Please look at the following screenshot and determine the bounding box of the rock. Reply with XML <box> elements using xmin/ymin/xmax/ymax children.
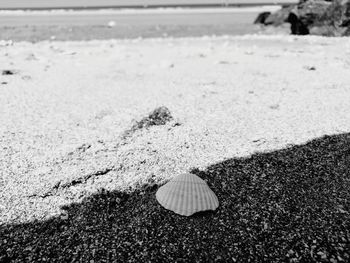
<box><xmin>286</xmin><ymin>0</ymin><xmax>331</xmax><ymax>35</ymax></box>
<box><xmin>292</xmin><ymin>0</ymin><xmax>350</xmax><ymax>36</ymax></box>
<box><xmin>304</xmin><ymin>66</ymin><xmax>316</xmax><ymax>70</ymax></box>
<box><xmin>319</xmin><ymin>0</ymin><xmax>350</xmax><ymax>35</ymax></box>
<box><xmin>60</xmin><ymin>212</ymin><xmax>69</xmax><ymax>220</ymax></box>
<box><xmin>264</xmin><ymin>5</ymin><xmax>295</xmax><ymax>26</ymax></box>
<box><xmin>256</xmin><ymin>1</ymin><xmax>350</xmax><ymax>36</ymax></box>
<box><xmin>296</xmin><ymin>0</ymin><xmax>332</xmax><ymax>28</ymax></box>
<box><xmin>254</xmin><ymin>6</ymin><xmax>295</xmax><ymax>26</ymax></box>
<box><xmin>254</xmin><ymin>12</ymin><xmax>272</xmax><ymax>24</ymax></box>
<box><xmin>253</xmin><ymin>4</ymin><xmax>307</xmax><ymax>34</ymax></box>
<box><xmin>2</xmin><ymin>70</ymin><xmax>17</xmax><ymax>75</ymax></box>
<box><xmin>287</xmin><ymin>11</ymin><xmax>310</xmax><ymax>35</ymax></box>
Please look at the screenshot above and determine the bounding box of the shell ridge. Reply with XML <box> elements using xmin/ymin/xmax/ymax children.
<box><xmin>209</xmin><ymin>188</ymin><xmax>219</xmax><ymax>209</ymax></box>
<box><xmin>158</xmin><ymin>182</ymin><xmax>177</xmax><ymax>210</ymax></box>
<box><xmin>176</xmin><ymin>180</ymin><xmax>186</xmax><ymax>215</ymax></box>
<box><xmin>193</xmin><ymin>176</ymin><xmax>203</xmax><ymax>215</ymax></box>
<box><xmin>206</xmin><ymin>188</ymin><xmax>215</xmax><ymax>209</ymax></box>
<box><xmin>156</xmin><ymin>185</ymin><xmax>168</xmax><ymax>208</ymax></box>
<box><xmin>190</xmin><ymin>175</ymin><xmax>199</xmax><ymax>215</ymax></box>
<box><xmin>186</xmin><ymin>177</ymin><xmax>193</xmax><ymax>216</ymax></box>
<box><xmin>169</xmin><ymin>182</ymin><xmax>183</xmax><ymax>213</ymax></box>
<box><xmin>200</xmin><ymin>182</ymin><xmax>209</xmax><ymax>213</ymax></box>
<box><xmin>160</xmin><ymin>184</ymin><xmax>173</xmax><ymax>210</ymax></box>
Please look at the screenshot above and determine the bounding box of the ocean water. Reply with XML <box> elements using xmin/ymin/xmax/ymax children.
<box><xmin>0</xmin><ymin>0</ymin><xmax>298</xmax><ymax>10</ymax></box>
<box><xmin>0</xmin><ymin>1</ymin><xmax>293</xmax><ymax>40</ymax></box>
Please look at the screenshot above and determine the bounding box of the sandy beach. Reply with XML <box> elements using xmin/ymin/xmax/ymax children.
<box><xmin>1</xmin><ymin>33</ymin><xmax>350</xmax><ymax>261</ymax></box>
<box><xmin>1</xmin><ymin>34</ymin><xmax>350</xmax><ymax>223</ymax></box>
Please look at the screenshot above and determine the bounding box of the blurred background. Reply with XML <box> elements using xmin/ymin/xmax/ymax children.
<box><xmin>0</xmin><ymin>0</ymin><xmax>299</xmax><ymax>41</ymax></box>
<box><xmin>0</xmin><ymin>1</ymin><xmax>348</xmax><ymax>41</ymax></box>
<box><xmin>0</xmin><ymin>1</ymin><xmax>298</xmax><ymax>9</ymax></box>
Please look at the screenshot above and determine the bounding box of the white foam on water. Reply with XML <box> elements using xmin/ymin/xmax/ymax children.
<box><xmin>0</xmin><ymin>6</ymin><xmax>282</xmax><ymax>16</ymax></box>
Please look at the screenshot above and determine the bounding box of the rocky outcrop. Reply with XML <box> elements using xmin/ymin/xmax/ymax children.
<box><xmin>287</xmin><ymin>12</ymin><xmax>310</xmax><ymax>35</ymax></box>
<box><xmin>295</xmin><ymin>0</ymin><xmax>332</xmax><ymax>28</ymax></box>
<box><xmin>255</xmin><ymin>0</ymin><xmax>350</xmax><ymax>36</ymax></box>
<box><xmin>255</xmin><ymin>6</ymin><xmax>294</xmax><ymax>26</ymax></box>
<box><xmin>265</xmin><ymin>5</ymin><xmax>295</xmax><ymax>26</ymax></box>
<box><xmin>314</xmin><ymin>0</ymin><xmax>350</xmax><ymax>35</ymax></box>
<box><xmin>254</xmin><ymin>12</ymin><xmax>272</xmax><ymax>24</ymax></box>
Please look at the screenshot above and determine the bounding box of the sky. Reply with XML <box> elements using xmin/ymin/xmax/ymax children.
<box><xmin>0</xmin><ymin>0</ymin><xmax>298</xmax><ymax>9</ymax></box>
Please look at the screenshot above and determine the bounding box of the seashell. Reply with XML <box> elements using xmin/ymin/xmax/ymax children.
<box><xmin>156</xmin><ymin>173</ymin><xmax>219</xmax><ymax>216</ymax></box>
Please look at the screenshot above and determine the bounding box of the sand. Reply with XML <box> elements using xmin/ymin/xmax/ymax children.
<box><xmin>1</xmin><ymin>35</ymin><xmax>350</xmax><ymax>225</ymax></box>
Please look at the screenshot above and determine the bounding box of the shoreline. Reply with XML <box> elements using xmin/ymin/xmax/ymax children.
<box><xmin>1</xmin><ymin>24</ymin><xmax>285</xmax><ymax>42</ymax></box>
<box><xmin>0</xmin><ymin>8</ymin><xmax>292</xmax><ymax>42</ymax></box>
<box><xmin>0</xmin><ymin>0</ymin><xmax>298</xmax><ymax>10</ymax></box>
<box><xmin>0</xmin><ymin>6</ymin><xmax>291</xmax><ymax>41</ymax></box>
<box><xmin>0</xmin><ymin>6</ymin><xmax>282</xmax><ymax>14</ymax></box>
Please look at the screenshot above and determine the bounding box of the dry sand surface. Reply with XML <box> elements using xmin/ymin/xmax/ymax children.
<box><xmin>1</xmin><ymin>35</ymin><xmax>350</xmax><ymax>226</ymax></box>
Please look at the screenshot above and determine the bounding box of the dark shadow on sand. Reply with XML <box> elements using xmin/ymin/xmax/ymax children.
<box><xmin>1</xmin><ymin>133</ymin><xmax>350</xmax><ymax>262</ymax></box>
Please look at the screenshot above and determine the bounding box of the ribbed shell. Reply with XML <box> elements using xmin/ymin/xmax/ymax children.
<box><xmin>156</xmin><ymin>173</ymin><xmax>219</xmax><ymax>216</ymax></box>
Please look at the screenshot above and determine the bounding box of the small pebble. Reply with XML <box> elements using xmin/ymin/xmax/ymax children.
<box><xmin>2</xmin><ymin>70</ymin><xmax>17</xmax><ymax>75</ymax></box>
<box><xmin>60</xmin><ymin>212</ymin><xmax>69</xmax><ymax>220</ymax></box>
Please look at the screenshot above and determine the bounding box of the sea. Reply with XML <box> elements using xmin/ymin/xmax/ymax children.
<box><xmin>0</xmin><ymin>0</ymin><xmax>298</xmax><ymax>10</ymax></box>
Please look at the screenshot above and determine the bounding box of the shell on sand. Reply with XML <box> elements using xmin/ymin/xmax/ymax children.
<box><xmin>156</xmin><ymin>173</ymin><xmax>219</xmax><ymax>216</ymax></box>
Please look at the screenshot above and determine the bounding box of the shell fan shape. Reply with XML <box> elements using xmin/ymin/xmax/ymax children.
<box><xmin>156</xmin><ymin>173</ymin><xmax>219</xmax><ymax>216</ymax></box>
